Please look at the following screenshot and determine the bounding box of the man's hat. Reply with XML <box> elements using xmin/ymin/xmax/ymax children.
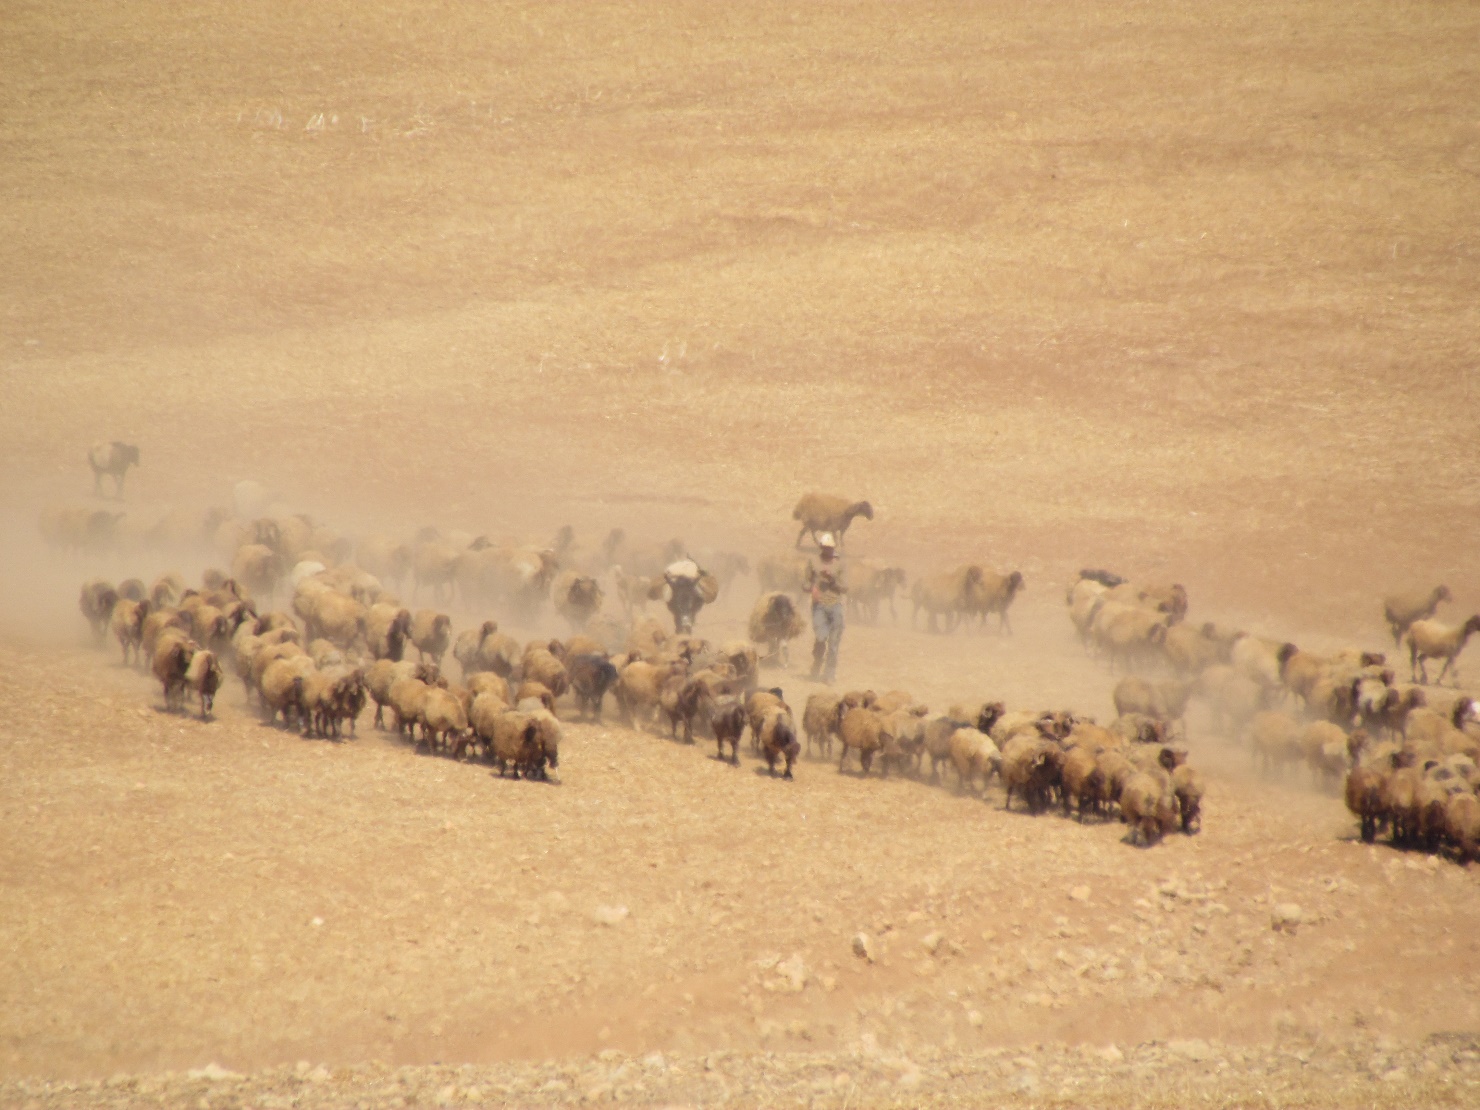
<box><xmin>817</xmin><ymin>533</ymin><xmax>837</xmax><ymax>549</ymax></box>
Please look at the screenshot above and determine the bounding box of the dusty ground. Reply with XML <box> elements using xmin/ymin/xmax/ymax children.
<box><xmin>3</xmin><ymin>0</ymin><xmax>1480</xmax><ymax>1105</ymax></box>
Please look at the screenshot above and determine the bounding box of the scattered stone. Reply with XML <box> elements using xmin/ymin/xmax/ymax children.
<box><xmin>1170</xmin><ymin>1039</ymin><xmax>1214</xmax><ymax>1063</ymax></box>
<box><xmin>776</xmin><ymin>953</ymin><xmax>807</xmax><ymax>991</ymax></box>
<box><xmin>185</xmin><ymin>1064</ymin><xmax>240</xmax><ymax>1083</ymax></box>
<box><xmin>1271</xmin><ymin>904</ymin><xmax>1304</xmax><ymax>933</ymax></box>
<box><xmin>1069</xmin><ymin>885</ymin><xmax>1091</xmax><ymax>903</ymax></box>
<box><xmin>851</xmin><ymin>933</ymin><xmax>875</xmax><ymax>962</ymax></box>
<box><xmin>593</xmin><ymin>905</ymin><xmax>629</xmax><ymax>927</ymax></box>
<box><xmin>921</xmin><ymin>931</ymin><xmax>944</xmax><ymax>955</ymax></box>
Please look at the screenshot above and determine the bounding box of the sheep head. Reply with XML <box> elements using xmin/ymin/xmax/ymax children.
<box><xmin>850</xmin><ymin>501</ymin><xmax>874</xmax><ymax>521</ymax></box>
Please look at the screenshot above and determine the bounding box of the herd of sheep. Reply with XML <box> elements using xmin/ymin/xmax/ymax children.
<box><xmin>1063</xmin><ymin>571</ymin><xmax>1480</xmax><ymax>861</ymax></box>
<box><xmin>52</xmin><ymin>483</ymin><xmax>1480</xmax><ymax>857</ymax></box>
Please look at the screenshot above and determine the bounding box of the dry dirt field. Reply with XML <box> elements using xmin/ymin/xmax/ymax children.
<box><xmin>3</xmin><ymin>0</ymin><xmax>1480</xmax><ymax>1106</ymax></box>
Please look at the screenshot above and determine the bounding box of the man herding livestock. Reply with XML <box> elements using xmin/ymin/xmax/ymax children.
<box><xmin>807</xmin><ymin>534</ymin><xmax>847</xmax><ymax>683</ymax></box>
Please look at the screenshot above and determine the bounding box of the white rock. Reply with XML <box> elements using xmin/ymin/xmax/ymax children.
<box><xmin>777</xmin><ymin>953</ymin><xmax>807</xmax><ymax>991</ymax></box>
<box><xmin>1069</xmin><ymin>885</ymin><xmax>1091</xmax><ymax>903</ymax></box>
<box><xmin>186</xmin><ymin>1064</ymin><xmax>241</xmax><ymax>1083</ymax></box>
<box><xmin>851</xmin><ymin>933</ymin><xmax>875</xmax><ymax>962</ymax></box>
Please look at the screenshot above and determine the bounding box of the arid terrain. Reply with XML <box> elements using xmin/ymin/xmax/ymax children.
<box><xmin>3</xmin><ymin>0</ymin><xmax>1479</xmax><ymax>1106</ymax></box>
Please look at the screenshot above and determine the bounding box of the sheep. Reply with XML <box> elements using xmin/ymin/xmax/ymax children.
<box><xmin>478</xmin><ymin>706</ymin><xmax>543</xmax><ymax>778</ymax></box>
<box><xmin>515</xmin><ymin>680</ymin><xmax>557</xmax><ymax>714</ymax></box>
<box><xmin>183</xmin><ymin>648</ymin><xmax>224</xmax><ymax>719</ymax></box>
<box><xmin>88</xmin><ymin>441</ymin><xmax>140</xmax><ymax>498</ymax></box>
<box><xmin>416</xmin><ymin>687</ymin><xmax>469</xmax><ymax>755</ymax></box>
<box><xmin>307</xmin><ymin>665</ymin><xmax>366</xmax><ymax>738</ymax></box>
<box><xmin>1120</xmin><ymin>771</ymin><xmax>1179</xmax><ymax>846</ymax></box>
<box><xmin>1195</xmin><ymin>664</ymin><xmax>1268</xmax><ymax>737</ymax></box>
<box><xmin>802</xmin><ymin>691</ymin><xmax>843</xmax><ymax>758</ymax></box>
<box><xmin>948</xmin><ymin>727</ymin><xmax>1000</xmax><ymax>794</ymax></box>
<box><xmin>148</xmin><ymin>573</ymin><xmax>183</xmax><ymax>608</ymax></box>
<box><xmin>520</xmin><ymin>646</ymin><xmax>570</xmax><ymax>699</ymax></box>
<box><xmin>566</xmin><ymin>654</ymin><xmax>619</xmax><ymax>721</ymax></box>
<box><xmin>1299</xmin><ymin>720</ymin><xmax>1350</xmax><ymax>788</ymax></box>
<box><xmin>964</xmin><ymin>570</ymin><xmax>1026</xmax><ymax>634</ymax></box>
<box><xmin>757</xmin><ymin>706</ymin><xmax>801</xmax><ymax>779</ymax></box>
<box><xmin>922</xmin><ymin>712</ymin><xmax>972</xmax><ymax>781</ymax></box>
<box><xmin>912</xmin><ymin>566</ymin><xmax>983</xmax><ymax>634</ymax></box>
<box><xmin>711</xmin><ymin>700</ymin><xmax>748</xmax><ymax>765</ymax></box>
<box><xmin>1000</xmin><ymin>734</ymin><xmax>1062</xmax><ymax>814</ymax></box>
<box><xmin>1230</xmin><ymin>634</ymin><xmax>1298</xmax><ymax>694</ymax></box>
<box><xmin>551</xmin><ymin>571</ymin><xmax>605</xmax><ymax>630</ymax></box>
<box><xmin>625</xmin><ymin>617</ymin><xmax>670</xmax><ymax>659</ymax></box>
<box><xmin>837</xmin><ymin>706</ymin><xmax>888</xmax><ymax>775</ymax></box>
<box><xmin>611</xmin><ymin>566</ymin><xmax>656</xmax><ymax>618</ymax></box>
<box><xmin>1385</xmin><ymin>586</ymin><xmax>1453</xmax><ymax>647</ymax></box>
<box><xmin>1112</xmin><ymin>676</ymin><xmax>1191</xmax><ymax>737</ymax></box>
<box><xmin>455</xmin><ymin>623</ymin><xmax>518</xmax><ymax>678</ymax></box>
<box><xmin>717</xmin><ymin>641</ymin><xmax>760</xmax><ymax>693</ymax></box>
<box><xmin>1445</xmin><ymin>791</ymin><xmax>1480</xmax><ymax>862</ymax></box>
<box><xmin>522</xmin><ymin>708</ymin><xmax>562</xmax><ymax>779</ymax></box>
<box><xmin>1248</xmin><ymin>710</ymin><xmax>1303</xmax><ymax>775</ymax></box>
<box><xmin>791</xmin><ymin>492</ymin><xmax>873</xmax><ymax>549</ymax></box>
<box><xmin>744</xmin><ymin>688</ymin><xmax>788</xmax><ymax>747</ymax></box>
<box><xmin>79</xmin><ymin>580</ymin><xmax>119</xmax><ymax>645</ymax></box>
<box><xmin>1162</xmin><ymin>622</ymin><xmax>1228</xmax><ymax>676</ymax></box>
<box><xmin>748</xmin><ymin>591</ymin><xmax>806</xmax><ymax>665</ymax></box>
<box><xmin>386</xmin><ymin>676</ymin><xmax>437</xmax><ymax>740</ymax></box>
<box><xmin>366</xmin><ymin>603</ymin><xmax>414</xmax><ymax>662</ymax></box>
<box><xmin>109</xmin><ymin>598</ymin><xmax>151</xmax><ymax>666</ymax></box>
<box><xmin>1092</xmin><ymin>604</ymin><xmax>1171</xmax><ymax>672</ymax></box>
<box><xmin>260</xmin><ymin>655</ymin><xmax>315</xmax><ymax>730</ymax></box>
<box><xmin>140</xmin><ymin>607</ymin><xmax>193</xmax><ymax>666</ymax></box>
<box><xmin>410</xmin><ymin>610</ymin><xmax>453</xmax><ymax>667</ymax></box>
<box><xmin>615</xmin><ymin>658</ymin><xmax>680</xmax><ymax>731</ymax></box>
<box><xmin>876</xmin><ymin>708</ymin><xmax>927</xmax><ymax>776</ymax></box>
<box><xmin>1171</xmin><ymin>765</ymin><xmax>1204</xmax><ymax>833</ymax></box>
<box><xmin>847</xmin><ymin>562</ymin><xmax>907</xmax><ymax>624</ymax></box>
<box><xmin>1407</xmin><ymin>616</ymin><xmax>1480</xmax><ymax>686</ymax></box>
<box><xmin>1059</xmin><ymin>740</ymin><xmax>1106</xmax><ymax>821</ymax></box>
<box><xmin>756</xmin><ymin>553</ymin><xmax>812</xmax><ymax>596</ymax></box>
<box><xmin>366</xmin><ymin>659</ymin><xmax>437</xmax><ymax>729</ymax></box>
<box><xmin>152</xmin><ymin>633</ymin><xmax>197</xmax><ymax>712</ymax></box>
<box><xmin>232</xmin><ymin>543</ymin><xmax>284</xmax><ymax>602</ymax></box>
<box><xmin>411</xmin><ymin>541</ymin><xmax>462</xmax><ymax>604</ymax></box>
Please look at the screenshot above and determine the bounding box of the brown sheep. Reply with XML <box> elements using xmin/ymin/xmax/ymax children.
<box><xmin>88</xmin><ymin>440</ymin><xmax>140</xmax><ymax>497</ymax></box>
<box><xmin>152</xmin><ymin>633</ymin><xmax>197</xmax><ymax>712</ymax></box>
<box><xmin>615</xmin><ymin>658</ymin><xmax>680</xmax><ymax>731</ymax></box>
<box><xmin>183</xmin><ymin>648</ymin><xmax>224</xmax><ymax>719</ymax></box>
<box><xmin>1385</xmin><ymin>585</ymin><xmax>1452</xmax><ymax>647</ymax></box>
<box><xmin>567</xmin><ymin>654</ymin><xmax>619</xmax><ymax>721</ymax></box>
<box><xmin>846</xmin><ymin>561</ymin><xmax>907</xmax><ymax>624</ymax></box>
<box><xmin>911</xmin><ymin>566</ymin><xmax>983</xmax><ymax>634</ymax></box>
<box><xmin>757</xmin><ymin>706</ymin><xmax>801</xmax><ymax>779</ymax></box>
<box><xmin>232</xmin><ymin>543</ymin><xmax>284</xmax><ymax>602</ymax></box>
<box><xmin>551</xmin><ymin>570</ymin><xmax>605</xmax><ymax>630</ymax></box>
<box><xmin>1000</xmin><ymin>734</ymin><xmax>1062</xmax><ymax>814</ymax></box>
<box><xmin>521</xmin><ymin>646</ymin><xmax>570</xmax><ymax>699</ymax></box>
<box><xmin>922</xmin><ymin>712</ymin><xmax>971</xmax><ymax>781</ymax></box>
<box><xmin>756</xmin><ymin>553</ymin><xmax>812</xmax><ymax>596</ymax></box>
<box><xmin>625</xmin><ymin>617</ymin><xmax>670</xmax><ymax>659</ymax></box>
<box><xmin>516</xmin><ymin>680</ymin><xmax>557</xmax><ymax>714</ymax></box>
<box><xmin>837</xmin><ymin>706</ymin><xmax>887</xmax><ymax>775</ymax></box>
<box><xmin>79</xmin><ymin>580</ymin><xmax>120</xmax><ymax>645</ymax></box>
<box><xmin>140</xmin><ymin>607</ymin><xmax>192</xmax><ymax>666</ymax></box>
<box><xmin>386</xmin><ymin>676</ymin><xmax>436</xmax><ymax>740</ymax></box>
<box><xmin>1171</xmin><ymin>765</ymin><xmax>1204</xmax><ymax>833</ymax></box>
<box><xmin>1445</xmin><ymin>791</ymin><xmax>1480</xmax><ymax>862</ymax></box>
<box><xmin>1120</xmin><ymin>771</ymin><xmax>1178</xmax><ymax>846</ymax></box>
<box><xmin>802</xmin><ymin>691</ymin><xmax>843</xmax><ymax>758</ymax></box>
<box><xmin>1407</xmin><ymin>616</ymin><xmax>1480</xmax><ymax>686</ymax></box>
<box><xmin>745</xmin><ymin>688</ymin><xmax>789</xmax><ymax>749</ymax></box>
<box><xmin>1248</xmin><ymin>710</ymin><xmax>1303</xmax><ymax>775</ymax></box>
<box><xmin>478</xmin><ymin>705</ymin><xmax>543</xmax><ymax>778</ymax></box>
<box><xmin>410</xmin><ymin>610</ymin><xmax>453</xmax><ymax>667</ymax></box>
<box><xmin>260</xmin><ymin>655</ymin><xmax>315</xmax><ymax>731</ymax></box>
<box><xmin>1060</xmin><ymin>741</ymin><xmax>1106</xmax><ymax>822</ymax></box>
<box><xmin>109</xmin><ymin>598</ymin><xmax>151</xmax><ymax>666</ymax></box>
<box><xmin>712</xmin><ymin>700</ymin><xmax>748</xmax><ymax>765</ymax></box>
<box><xmin>748</xmin><ymin>591</ymin><xmax>806</xmax><ymax>665</ymax></box>
<box><xmin>948</xmin><ymin>727</ymin><xmax>1000</xmax><ymax>794</ymax></box>
<box><xmin>417</xmin><ymin>687</ymin><xmax>469</xmax><ymax>755</ymax></box>
<box><xmin>965</xmin><ymin>570</ymin><xmax>1026</xmax><ymax>634</ymax></box>
<box><xmin>1161</xmin><ymin>622</ymin><xmax>1227</xmax><ymax>676</ymax></box>
<box><xmin>792</xmin><ymin>492</ymin><xmax>873</xmax><ymax>549</ymax></box>
<box><xmin>367</xmin><ymin>603</ymin><xmax>414</xmax><ymax>662</ymax></box>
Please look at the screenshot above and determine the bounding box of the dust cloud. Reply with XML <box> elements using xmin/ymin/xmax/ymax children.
<box><xmin>3</xmin><ymin>0</ymin><xmax>1480</xmax><ymax>1103</ymax></box>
